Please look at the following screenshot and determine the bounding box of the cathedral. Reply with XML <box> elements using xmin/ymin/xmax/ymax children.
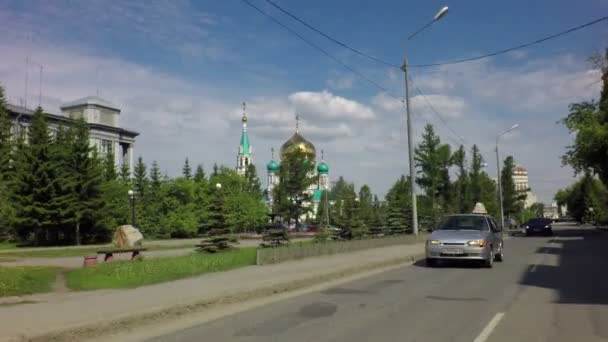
<box><xmin>235</xmin><ymin>103</ymin><xmax>331</xmax><ymax>220</ymax></box>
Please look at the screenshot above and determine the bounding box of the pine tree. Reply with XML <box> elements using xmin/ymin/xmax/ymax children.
<box><xmin>0</xmin><ymin>85</ymin><xmax>12</xmax><ymax>180</ymax></box>
<box><xmin>358</xmin><ymin>185</ymin><xmax>373</xmax><ymax>225</ymax></box>
<box><xmin>119</xmin><ymin>162</ymin><xmax>131</xmax><ymax>183</ymax></box>
<box><xmin>12</xmin><ymin>107</ymin><xmax>57</xmax><ymax>245</ymax></box>
<box><xmin>470</xmin><ymin>144</ymin><xmax>484</xmax><ymax>206</ymax></box>
<box><xmin>182</xmin><ymin>158</ymin><xmax>192</xmax><ymax>179</ymax></box>
<box><xmin>212</xmin><ymin>163</ymin><xmax>219</xmax><ymax>177</ymax></box>
<box><xmin>133</xmin><ymin>156</ymin><xmax>148</xmax><ymax>197</ymax></box>
<box><xmin>385</xmin><ymin>175</ymin><xmax>411</xmax><ymax>234</ymax></box>
<box><xmin>501</xmin><ymin>156</ymin><xmax>518</xmax><ymax>217</ymax></box>
<box><xmin>199</xmin><ymin>184</ymin><xmax>236</xmax><ymax>252</ymax></box>
<box><xmin>63</xmin><ymin>119</ymin><xmax>104</xmax><ymax>244</ymax></box>
<box><xmin>415</xmin><ymin>124</ymin><xmax>452</xmax><ymax>220</ymax></box>
<box><xmin>452</xmin><ymin>145</ymin><xmax>472</xmax><ymax>213</ymax></box>
<box><xmin>194</xmin><ymin>164</ymin><xmax>206</xmax><ymax>183</ymax></box>
<box><xmin>272</xmin><ymin>149</ymin><xmax>315</xmax><ymax>227</ymax></box>
<box><xmin>149</xmin><ymin>161</ymin><xmax>162</xmax><ymax>190</ymax></box>
<box><xmin>145</xmin><ymin>160</ymin><xmax>163</xmax><ymax>232</ymax></box>
<box><xmin>243</xmin><ymin>164</ymin><xmax>261</xmax><ymax>196</ymax></box>
<box><xmin>102</xmin><ymin>149</ymin><xmax>117</xmax><ymax>181</ymax></box>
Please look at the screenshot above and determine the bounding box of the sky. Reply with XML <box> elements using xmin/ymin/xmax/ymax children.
<box><xmin>0</xmin><ymin>0</ymin><xmax>606</xmax><ymax>203</ymax></box>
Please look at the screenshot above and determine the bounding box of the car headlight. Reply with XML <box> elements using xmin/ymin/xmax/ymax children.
<box><xmin>524</xmin><ymin>225</ymin><xmax>529</xmax><ymax>229</ymax></box>
<box><xmin>467</xmin><ymin>240</ymin><xmax>486</xmax><ymax>247</ymax></box>
<box><xmin>427</xmin><ymin>240</ymin><xmax>441</xmax><ymax>245</ymax></box>
<box><xmin>544</xmin><ymin>225</ymin><xmax>550</xmax><ymax>228</ymax></box>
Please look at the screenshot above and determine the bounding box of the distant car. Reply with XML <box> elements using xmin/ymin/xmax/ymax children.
<box><xmin>425</xmin><ymin>214</ymin><xmax>504</xmax><ymax>268</ymax></box>
<box><xmin>305</xmin><ymin>225</ymin><xmax>319</xmax><ymax>233</ymax></box>
<box><xmin>523</xmin><ymin>218</ymin><xmax>553</xmax><ymax>236</ymax></box>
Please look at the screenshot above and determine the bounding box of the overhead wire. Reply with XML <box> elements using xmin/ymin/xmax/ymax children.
<box><xmin>240</xmin><ymin>0</ymin><xmax>399</xmax><ymax>98</ymax></box>
<box><xmin>257</xmin><ymin>1</ymin><xmax>607</xmax><ymax>69</ymax></box>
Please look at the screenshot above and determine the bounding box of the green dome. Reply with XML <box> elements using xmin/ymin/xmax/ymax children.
<box><xmin>317</xmin><ymin>162</ymin><xmax>329</xmax><ymax>174</ymax></box>
<box><xmin>266</xmin><ymin>160</ymin><xmax>279</xmax><ymax>172</ymax></box>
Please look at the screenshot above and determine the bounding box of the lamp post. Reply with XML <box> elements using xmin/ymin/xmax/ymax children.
<box><xmin>496</xmin><ymin>124</ymin><xmax>519</xmax><ymax>229</ymax></box>
<box><xmin>402</xmin><ymin>6</ymin><xmax>449</xmax><ymax>235</ymax></box>
<box><xmin>128</xmin><ymin>189</ymin><xmax>136</xmax><ymax>227</ymax></box>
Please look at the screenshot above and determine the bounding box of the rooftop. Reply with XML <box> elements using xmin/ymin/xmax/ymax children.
<box><xmin>60</xmin><ymin>96</ymin><xmax>120</xmax><ymax>111</ymax></box>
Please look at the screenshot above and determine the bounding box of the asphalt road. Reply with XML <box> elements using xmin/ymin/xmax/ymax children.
<box><xmin>147</xmin><ymin>225</ymin><xmax>608</xmax><ymax>342</ymax></box>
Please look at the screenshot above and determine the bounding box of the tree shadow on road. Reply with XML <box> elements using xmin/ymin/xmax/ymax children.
<box><xmin>519</xmin><ymin>228</ymin><xmax>608</xmax><ymax>305</ymax></box>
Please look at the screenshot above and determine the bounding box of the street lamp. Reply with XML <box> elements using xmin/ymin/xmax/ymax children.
<box><xmin>215</xmin><ymin>183</ymin><xmax>222</xmax><ymax>190</ymax></box>
<box><xmin>128</xmin><ymin>189</ymin><xmax>136</xmax><ymax>227</ymax></box>
<box><xmin>496</xmin><ymin>123</ymin><xmax>519</xmax><ymax>229</ymax></box>
<box><xmin>402</xmin><ymin>5</ymin><xmax>449</xmax><ymax>235</ymax></box>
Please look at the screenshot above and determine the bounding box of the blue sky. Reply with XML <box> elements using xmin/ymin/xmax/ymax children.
<box><xmin>0</xmin><ymin>0</ymin><xmax>606</xmax><ymax>202</ymax></box>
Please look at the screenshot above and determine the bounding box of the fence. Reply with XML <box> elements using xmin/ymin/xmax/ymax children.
<box><xmin>256</xmin><ymin>233</ymin><xmax>427</xmax><ymax>265</ymax></box>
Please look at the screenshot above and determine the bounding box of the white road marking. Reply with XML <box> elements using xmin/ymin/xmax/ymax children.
<box><xmin>474</xmin><ymin>312</ymin><xmax>505</xmax><ymax>342</ymax></box>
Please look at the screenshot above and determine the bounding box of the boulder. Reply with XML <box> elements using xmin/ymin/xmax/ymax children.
<box><xmin>112</xmin><ymin>225</ymin><xmax>143</xmax><ymax>249</ymax></box>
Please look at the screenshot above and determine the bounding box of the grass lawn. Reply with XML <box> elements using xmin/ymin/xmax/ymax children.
<box><xmin>0</xmin><ymin>242</ymin><xmax>196</xmax><ymax>259</ymax></box>
<box><xmin>0</xmin><ymin>266</ymin><xmax>58</xmax><ymax>297</ymax></box>
<box><xmin>0</xmin><ymin>242</ymin><xmax>17</xmax><ymax>250</ymax></box>
<box><xmin>65</xmin><ymin>247</ymin><xmax>257</xmax><ymax>290</ymax></box>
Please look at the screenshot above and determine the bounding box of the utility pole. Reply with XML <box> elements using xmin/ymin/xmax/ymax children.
<box><xmin>402</xmin><ymin>54</ymin><xmax>418</xmax><ymax>236</ymax></box>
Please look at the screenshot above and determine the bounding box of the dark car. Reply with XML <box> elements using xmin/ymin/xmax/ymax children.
<box><xmin>523</xmin><ymin>218</ymin><xmax>553</xmax><ymax>236</ymax></box>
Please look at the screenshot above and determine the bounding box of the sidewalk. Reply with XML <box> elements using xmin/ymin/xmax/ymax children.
<box><xmin>0</xmin><ymin>242</ymin><xmax>424</xmax><ymax>342</ymax></box>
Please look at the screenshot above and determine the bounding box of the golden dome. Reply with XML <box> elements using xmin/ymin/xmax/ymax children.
<box><xmin>280</xmin><ymin>132</ymin><xmax>316</xmax><ymax>161</ymax></box>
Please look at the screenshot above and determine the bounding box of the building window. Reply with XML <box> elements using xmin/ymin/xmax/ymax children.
<box><xmin>101</xmin><ymin>139</ymin><xmax>113</xmax><ymax>155</ymax></box>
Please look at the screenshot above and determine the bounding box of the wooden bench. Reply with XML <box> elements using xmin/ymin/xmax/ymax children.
<box><xmin>97</xmin><ymin>247</ymin><xmax>147</xmax><ymax>262</ymax></box>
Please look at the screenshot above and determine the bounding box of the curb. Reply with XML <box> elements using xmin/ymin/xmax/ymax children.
<box><xmin>7</xmin><ymin>252</ymin><xmax>426</xmax><ymax>342</ymax></box>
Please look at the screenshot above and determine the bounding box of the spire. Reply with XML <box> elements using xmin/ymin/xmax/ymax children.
<box><xmin>295</xmin><ymin>113</ymin><xmax>300</xmax><ymax>133</ymax></box>
<box><xmin>271</xmin><ymin>147</ymin><xmax>275</xmax><ymax>160</ymax></box>
<box><xmin>239</xmin><ymin>101</ymin><xmax>250</xmax><ymax>156</ymax></box>
<box><xmin>321</xmin><ymin>149</ymin><xmax>325</xmax><ymax>161</ymax></box>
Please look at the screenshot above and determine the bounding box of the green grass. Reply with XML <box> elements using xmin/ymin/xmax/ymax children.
<box><xmin>0</xmin><ymin>242</ymin><xmax>17</xmax><ymax>250</ymax></box>
<box><xmin>0</xmin><ymin>266</ymin><xmax>58</xmax><ymax>297</ymax></box>
<box><xmin>65</xmin><ymin>248</ymin><xmax>257</xmax><ymax>291</ymax></box>
<box><xmin>0</xmin><ymin>243</ymin><xmax>196</xmax><ymax>258</ymax></box>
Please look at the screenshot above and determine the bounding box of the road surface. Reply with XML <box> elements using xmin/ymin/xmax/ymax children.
<box><xmin>147</xmin><ymin>225</ymin><xmax>608</xmax><ymax>342</ymax></box>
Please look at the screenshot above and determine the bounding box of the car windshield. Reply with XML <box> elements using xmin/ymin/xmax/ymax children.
<box><xmin>527</xmin><ymin>218</ymin><xmax>551</xmax><ymax>225</ymax></box>
<box><xmin>437</xmin><ymin>216</ymin><xmax>489</xmax><ymax>231</ymax></box>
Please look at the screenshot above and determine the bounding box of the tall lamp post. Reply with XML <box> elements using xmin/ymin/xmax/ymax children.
<box><xmin>402</xmin><ymin>6</ymin><xmax>449</xmax><ymax>235</ymax></box>
<box><xmin>496</xmin><ymin>124</ymin><xmax>519</xmax><ymax>229</ymax></box>
<box><xmin>128</xmin><ymin>189</ymin><xmax>136</xmax><ymax>227</ymax></box>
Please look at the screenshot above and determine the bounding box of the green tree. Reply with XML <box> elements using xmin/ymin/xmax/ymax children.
<box><xmin>554</xmin><ymin>189</ymin><xmax>569</xmax><ymax>216</ymax></box>
<box><xmin>272</xmin><ymin>149</ymin><xmax>315</xmax><ymax>227</ymax></box>
<box><xmin>0</xmin><ymin>85</ymin><xmax>12</xmax><ymax>180</ymax></box>
<box><xmin>59</xmin><ymin>119</ymin><xmax>104</xmax><ymax>244</ymax></box>
<box><xmin>102</xmin><ymin>149</ymin><xmax>117</xmax><ymax>181</ymax></box>
<box><xmin>243</xmin><ymin>163</ymin><xmax>262</xmax><ymax>196</ymax></box>
<box><xmin>452</xmin><ymin>145</ymin><xmax>472</xmax><ymax>213</ymax></box>
<box><xmin>144</xmin><ymin>160</ymin><xmax>163</xmax><ymax>234</ymax></box>
<box><xmin>182</xmin><ymin>158</ymin><xmax>192</xmax><ymax>179</ymax></box>
<box><xmin>501</xmin><ymin>156</ymin><xmax>518</xmax><ymax>217</ymax></box>
<box><xmin>561</xmin><ymin>49</ymin><xmax>608</xmax><ymax>185</ymax></box>
<box><xmin>470</xmin><ymin>144</ymin><xmax>484</xmax><ymax>205</ymax></box>
<box><xmin>315</xmin><ymin>190</ymin><xmax>331</xmax><ymax>227</ymax></box>
<box><xmin>385</xmin><ymin>175</ymin><xmax>411</xmax><ymax>233</ymax></box>
<box><xmin>133</xmin><ymin>156</ymin><xmax>147</xmax><ymax>197</ymax></box>
<box><xmin>358</xmin><ymin>185</ymin><xmax>373</xmax><ymax>225</ymax></box>
<box><xmin>225</xmin><ymin>192</ymin><xmax>268</xmax><ymax>233</ymax></box>
<box><xmin>11</xmin><ymin>107</ymin><xmax>57</xmax><ymax>245</ymax></box>
<box><xmin>415</xmin><ymin>124</ymin><xmax>452</xmax><ymax>218</ymax></box>
<box><xmin>529</xmin><ymin>202</ymin><xmax>545</xmax><ymax>218</ymax></box>
<box><xmin>194</xmin><ymin>164</ymin><xmax>206</xmax><ymax>183</ymax></box>
<box><xmin>119</xmin><ymin>162</ymin><xmax>131</xmax><ymax>183</ymax></box>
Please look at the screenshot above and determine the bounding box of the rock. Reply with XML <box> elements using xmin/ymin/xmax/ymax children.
<box><xmin>112</xmin><ymin>225</ymin><xmax>143</xmax><ymax>249</ymax></box>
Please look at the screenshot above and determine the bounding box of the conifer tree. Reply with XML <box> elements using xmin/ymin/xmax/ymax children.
<box><xmin>182</xmin><ymin>158</ymin><xmax>192</xmax><ymax>179</ymax></box>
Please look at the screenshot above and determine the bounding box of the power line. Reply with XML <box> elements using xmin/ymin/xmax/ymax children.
<box><xmin>240</xmin><ymin>0</ymin><xmax>398</xmax><ymax>97</ymax></box>
<box><xmin>408</xmin><ymin>76</ymin><xmax>468</xmax><ymax>146</ymax></box>
<box><xmin>410</xmin><ymin>16</ymin><xmax>608</xmax><ymax>67</ymax></box>
<box><xmin>254</xmin><ymin>2</ymin><xmax>607</xmax><ymax>69</ymax></box>
<box><xmin>261</xmin><ymin>0</ymin><xmax>401</xmax><ymax>69</ymax></box>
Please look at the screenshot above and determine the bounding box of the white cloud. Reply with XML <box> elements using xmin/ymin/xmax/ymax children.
<box><xmin>371</xmin><ymin>92</ymin><xmax>402</xmax><ymax>112</ymax></box>
<box><xmin>411</xmin><ymin>94</ymin><xmax>466</xmax><ymax>119</ymax></box>
<box><xmin>289</xmin><ymin>90</ymin><xmax>376</xmax><ymax>121</ymax></box>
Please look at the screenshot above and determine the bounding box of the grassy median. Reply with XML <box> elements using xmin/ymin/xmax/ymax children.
<box><xmin>0</xmin><ymin>266</ymin><xmax>58</xmax><ymax>297</ymax></box>
<box><xmin>0</xmin><ymin>242</ymin><xmax>196</xmax><ymax>259</ymax></box>
<box><xmin>65</xmin><ymin>248</ymin><xmax>257</xmax><ymax>290</ymax></box>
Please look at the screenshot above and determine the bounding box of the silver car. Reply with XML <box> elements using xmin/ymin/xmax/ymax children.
<box><xmin>425</xmin><ymin>214</ymin><xmax>504</xmax><ymax>268</ymax></box>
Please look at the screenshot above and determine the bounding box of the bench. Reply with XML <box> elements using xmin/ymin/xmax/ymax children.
<box><xmin>96</xmin><ymin>247</ymin><xmax>147</xmax><ymax>262</ymax></box>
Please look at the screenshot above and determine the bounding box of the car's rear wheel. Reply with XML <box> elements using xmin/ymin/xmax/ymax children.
<box><xmin>425</xmin><ymin>258</ymin><xmax>437</xmax><ymax>267</ymax></box>
<box><xmin>495</xmin><ymin>242</ymin><xmax>504</xmax><ymax>262</ymax></box>
<box><xmin>484</xmin><ymin>249</ymin><xmax>494</xmax><ymax>268</ymax></box>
